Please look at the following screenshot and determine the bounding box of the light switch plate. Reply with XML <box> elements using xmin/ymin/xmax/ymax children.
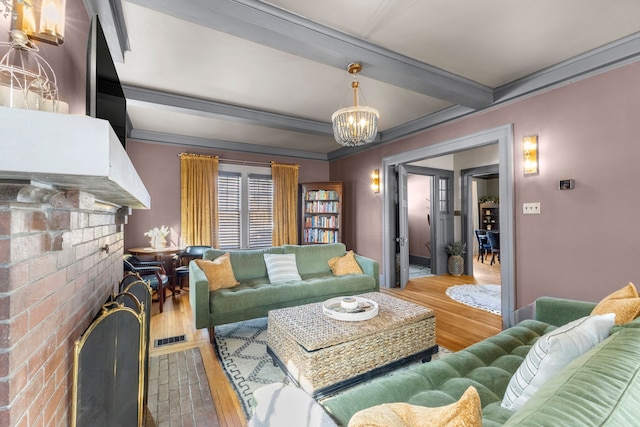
<box><xmin>523</xmin><ymin>202</ymin><xmax>541</xmax><ymax>214</ymax></box>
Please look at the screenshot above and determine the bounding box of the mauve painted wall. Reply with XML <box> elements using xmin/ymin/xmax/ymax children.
<box><xmin>124</xmin><ymin>140</ymin><xmax>330</xmax><ymax>249</ymax></box>
<box><xmin>331</xmin><ymin>61</ymin><xmax>640</xmax><ymax>308</ymax></box>
<box><xmin>0</xmin><ymin>0</ymin><xmax>90</xmax><ymax>113</ymax></box>
<box><xmin>408</xmin><ymin>174</ymin><xmax>430</xmax><ymax>258</ymax></box>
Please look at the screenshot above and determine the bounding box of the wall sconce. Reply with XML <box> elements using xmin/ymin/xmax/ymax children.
<box><xmin>371</xmin><ymin>169</ymin><xmax>380</xmax><ymax>193</ymax></box>
<box><xmin>12</xmin><ymin>0</ymin><xmax>66</xmax><ymax>45</ymax></box>
<box><xmin>523</xmin><ymin>135</ymin><xmax>539</xmax><ymax>175</ymax></box>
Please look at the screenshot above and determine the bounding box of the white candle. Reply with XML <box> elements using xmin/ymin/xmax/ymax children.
<box><xmin>0</xmin><ymin>85</ymin><xmax>40</xmax><ymax>109</ymax></box>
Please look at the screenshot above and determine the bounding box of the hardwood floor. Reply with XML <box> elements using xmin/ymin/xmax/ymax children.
<box><xmin>385</xmin><ymin>258</ymin><xmax>502</xmax><ymax>352</ymax></box>
<box><xmin>147</xmin><ymin>256</ymin><xmax>502</xmax><ymax>426</ymax></box>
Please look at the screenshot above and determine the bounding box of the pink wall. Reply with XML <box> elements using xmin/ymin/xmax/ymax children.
<box><xmin>331</xmin><ymin>61</ymin><xmax>640</xmax><ymax>308</ymax></box>
<box><xmin>0</xmin><ymin>0</ymin><xmax>89</xmax><ymax>114</ymax></box>
<box><xmin>124</xmin><ymin>140</ymin><xmax>330</xmax><ymax>249</ymax></box>
<box><xmin>408</xmin><ymin>174</ymin><xmax>431</xmax><ymax>258</ymax></box>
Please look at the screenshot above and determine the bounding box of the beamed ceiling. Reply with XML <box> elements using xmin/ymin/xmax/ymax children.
<box><xmin>93</xmin><ymin>0</ymin><xmax>640</xmax><ymax>160</ymax></box>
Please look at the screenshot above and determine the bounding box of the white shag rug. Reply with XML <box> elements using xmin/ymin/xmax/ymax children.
<box><xmin>445</xmin><ymin>284</ymin><xmax>501</xmax><ymax>315</ymax></box>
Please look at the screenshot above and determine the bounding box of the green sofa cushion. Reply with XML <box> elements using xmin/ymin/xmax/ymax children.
<box><xmin>282</xmin><ymin>243</ymin><xmax>346</xmax><ymax>276</ymax></box>
<box><xmin>611</xmin><ymin>315</ymin><xmax>640</xmax><ymax>333</ymax></box>
<box><xmin>210</xmin><ymin>273</ymin><xmax>376</xmax><ymax>317</ymax></box>
<box><xmin>203</xmin><ymin>247</ymin><xmax>283</xmax><ymax>282</ymax></box>
<box><xmin>321</xmin><ymin>319</ymin><xmax>555</xmax><ymax>426</ymax></box>
<box><xmin>503</xmin><ymin>328</ymin><xmax>640</xmax><ymax>426</ymax></box>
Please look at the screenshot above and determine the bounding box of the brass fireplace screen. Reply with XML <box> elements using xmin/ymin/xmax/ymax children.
<box><xmin>71</xmin><ymin>275</ymin><xmax>151</xmax><ymax>427</ymax></box>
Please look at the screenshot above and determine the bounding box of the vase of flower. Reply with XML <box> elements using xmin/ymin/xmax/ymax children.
<box><xmin>144</xmin><ymin>226</ymin><xmax>170</xmax><ymax>249</ymax></box>
<box><xmin>150</xmin><ymin>236</ymin><xmax>167</xmax><ymax>249</ymax></box>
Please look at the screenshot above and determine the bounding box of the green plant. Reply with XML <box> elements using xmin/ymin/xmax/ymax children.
<box><xmin>445</xmin><ymin>241</ymin><xmax>466</xmax><ymax>256</ymax></box>
<box><xmin>478</xmin><ymin>195</ymin><xmax>499</xmax><ymax>204</ymax></box>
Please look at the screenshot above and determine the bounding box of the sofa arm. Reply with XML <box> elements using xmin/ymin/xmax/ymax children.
<box><xmin>535</xmin><ymin>296</ymin><xmax>597</xmax><ymax>327</ymax></box>
<box><xmin>189</xmin><ymin>260</ymin><xmax>211</xmax><ymax>329</ymax></box>
<box><xmin>354</xmin><ymin>254</ymin><xmax>380</xmax><ymax>291</ymax></box>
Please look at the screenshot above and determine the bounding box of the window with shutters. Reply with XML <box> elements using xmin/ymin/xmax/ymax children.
<box><xmin>217</xmin><ymin>165</ymin><xmax>273</xmax><ymax>249</ymax></box>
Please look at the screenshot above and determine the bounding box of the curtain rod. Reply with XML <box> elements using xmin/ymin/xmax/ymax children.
<box><xmin>178</xmin><ymin>153</ymin><xmax>298</xmax><ymax>167</ymax></box>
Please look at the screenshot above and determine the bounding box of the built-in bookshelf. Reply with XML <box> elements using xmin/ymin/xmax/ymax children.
<box><xmin>301</xmin><ymin>182</ymin><xmax>343</xmax><ymax>244</ymax></box>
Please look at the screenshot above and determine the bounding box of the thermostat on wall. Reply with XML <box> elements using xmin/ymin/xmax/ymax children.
<box><xmin>558</xmin><ymin>179</ymin><xmax>574</xmax><ymax>190</ymax></box>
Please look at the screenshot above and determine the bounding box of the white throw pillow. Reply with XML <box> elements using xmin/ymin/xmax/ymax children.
<box><xmin>264</xmin><ymin>253</ymin><xmax>302</xmax><ymax>283</ymax></box>
<box><xmin>501</xmin><ymin>313</ymin><xmax>615</xmax><ymax>411</ymax></box>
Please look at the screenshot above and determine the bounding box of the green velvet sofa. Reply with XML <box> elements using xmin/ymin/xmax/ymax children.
<box><xmin>320</xmin><ymin>296</ymin><xmax>640</xmax><ymax>426</ymax></box>
<box><xmin>189</xmin><ymin>243</ymin><xmax>379</xmax><ymax>335</ymax></box>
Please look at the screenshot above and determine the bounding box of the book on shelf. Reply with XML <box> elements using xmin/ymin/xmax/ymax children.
<box><xmin>305</xmin><ymin>190</ymin><xmax>339</xmax><ymax>201</ymax></box>
<box><xmin>305</xmin><ymin>201</ymin><xmax>339</xmax><ymax>213</ymax></box>
<box><xmin>303</xmin><ymin>229</ymin><xmax>339</xmax><ymax>244</ymax></box>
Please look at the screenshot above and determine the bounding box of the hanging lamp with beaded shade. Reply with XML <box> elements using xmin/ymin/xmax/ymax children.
<box><xmin>331</xmin><ymin>63</ymin><xmax>379</xmax><ymax>147</ymax></box>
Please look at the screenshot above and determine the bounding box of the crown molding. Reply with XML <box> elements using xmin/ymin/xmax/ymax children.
<box><xmin>494</xmin><ymin>31</ymin><xmax>640</xmax><ymax>102</ymax></box>
<box><xmin>129</xmin><ymin>129</ymin><xmax>330</xmax><ymax>161</ymax></box>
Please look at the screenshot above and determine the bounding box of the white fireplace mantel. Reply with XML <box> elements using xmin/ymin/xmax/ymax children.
<box><xmin>0</xmin><ymin>107</ymin><xmax>150</xmax><ymax>209</ymax></box>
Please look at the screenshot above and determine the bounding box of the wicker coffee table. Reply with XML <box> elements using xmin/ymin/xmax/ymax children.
<box><xmin>266</xmin><ymin>292</ymin><xmax>437</xmax><ymax>398</ymax></box>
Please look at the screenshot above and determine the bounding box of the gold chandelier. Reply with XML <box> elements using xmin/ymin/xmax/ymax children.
<box><xmin>331</xmin><ymin>63</ymin><xmax>379</xmax><ymax>147</ymax></box>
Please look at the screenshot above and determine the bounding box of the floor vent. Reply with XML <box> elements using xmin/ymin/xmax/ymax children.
<box><xmin>154</xmin><ymin>334</ymin><xmax>187</xmax><ymax>348</ymax></box>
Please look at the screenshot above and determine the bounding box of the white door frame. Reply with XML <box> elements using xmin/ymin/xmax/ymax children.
<box><xmin>382</xmin><ymin>124</ymin><xmax>515</xmax><ymax>328</ymax></box>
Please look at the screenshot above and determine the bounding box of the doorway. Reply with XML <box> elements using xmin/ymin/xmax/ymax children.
<box><xmin>461</xmin><ymin>164</ymin><xmax>500</xmax><ymax>278</ymax></box>
<box><xmin>382</xmin><ymin>125</ymin><xmax>515</xmax><ymax>328</ymax></box>
<box><xmin>396</xmin><ymin>165</ymin><xmax>454</xmax><ymax>288</ymax></box>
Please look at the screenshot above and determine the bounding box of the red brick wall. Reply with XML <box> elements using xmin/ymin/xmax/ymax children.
<box><xmin>0</xmin><ymin>183</ymin><xmax>127</xmax><ymax>426</ymax></box>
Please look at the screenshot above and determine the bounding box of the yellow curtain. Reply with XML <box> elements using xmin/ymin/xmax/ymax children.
<box><xmin>271</xmin><ymin>162</ymin><xmax>299</xmax><ymax>246</ymax></box>
<box><xmin>180</xmin><ymin>154</ymin><xmax>219</xmax><ymax>247</ymax></box>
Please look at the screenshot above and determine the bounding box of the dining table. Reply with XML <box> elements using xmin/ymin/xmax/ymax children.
<box><xmin>127</xmin><ymin>246</ymin><xmax>184</xmax><ymax>293</ymax></box>
<box><xmin>127</xmin><ymin>246</ymin><xmax>184</xmax><ymax>261</ymax></box>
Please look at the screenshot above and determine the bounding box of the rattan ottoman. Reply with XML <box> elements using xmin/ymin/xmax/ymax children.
<box><xmin>266</xmin><ymin>292</ymin><xmax>437</xmax><ymax>398</ymax></box>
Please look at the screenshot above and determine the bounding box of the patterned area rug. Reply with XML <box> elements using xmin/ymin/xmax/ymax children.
<box><xmin>214</xmin><ymin>317</ymin><xmax>452</xmax><ymax>419</ymax></box>
<box><xmin>213</xmin><ymin>318</ymin><xmax>287</xmax><ymax>418</ymax></box>
<box><xmin>446</xmin><ymin>284</ymin><xmax>501</xmax><ymax>315</ymax></box>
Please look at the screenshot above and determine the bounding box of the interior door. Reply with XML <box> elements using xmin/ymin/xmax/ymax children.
<box><xmin>397</xmin><ymin>164</ymin><xmax>410</xmax><ymax>288</ymax></box>
<box><xmin>430</xmin><ymin>171</ymin><xmax>454</xmax><ymax>275</ymax></box>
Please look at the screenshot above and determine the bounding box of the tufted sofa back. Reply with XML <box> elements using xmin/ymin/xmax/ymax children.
<box><xmin>322</xmin><ymin>319</ymin><xmax>556</xmax><ymax>426</ymax></box>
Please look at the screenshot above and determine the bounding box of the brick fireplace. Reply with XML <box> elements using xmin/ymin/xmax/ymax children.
<box><xmin>1</xmin><ymin>109</ymin><xmax>149</xmax><ymax>426</ymax></box>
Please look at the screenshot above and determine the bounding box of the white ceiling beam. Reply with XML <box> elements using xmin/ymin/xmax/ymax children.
<box><xmin>125</xmin><ymin>0</ymin><xmax>494</xmax><ymax>110</ymax></box>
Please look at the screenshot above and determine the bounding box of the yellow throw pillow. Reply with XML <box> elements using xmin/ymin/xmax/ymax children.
<box><xmin>591</xmin><ymin>282</ymin><xmax>640</xmax><ymax>325</ymax></box>
<box><xmin>348</xmin><ymin>386</ymin><xmax>482</xmax><ymax>427</ymax></box>
<box><xmin>195</xmin><ymin>253</ymin><xmax>239</xmax><ymax>291</ymax></box>
<box><xmin>328</xmin><ymin>250</ymin><xmax>364</xmax><ymax>276</ymax></box>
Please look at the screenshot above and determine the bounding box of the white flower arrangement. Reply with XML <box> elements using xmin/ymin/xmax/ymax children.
<box><xmin>144</xmin><ymin>225</ymin><xmax>170</xmax><ymax>239</ymax></box>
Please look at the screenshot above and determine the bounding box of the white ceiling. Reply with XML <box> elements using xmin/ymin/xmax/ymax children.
<box><xmin>112</xmin><ymin>0</ymin><xmax>640</xmax><ymax>159</ymax></box>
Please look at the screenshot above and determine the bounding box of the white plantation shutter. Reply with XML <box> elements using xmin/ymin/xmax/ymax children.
<box><xmin>217</xmin><ymin>169</ymin><xmax>273</xmax><ymax>249</ymax></box>
<box><xmin>218</xmin><ymin>172</ymin><xmax>241</xmax><ymax>249</ymax></box>
<box><xmin>248</xmin><ymin>174</ymin><xmax>273</xmax><ymax>248</ymax></box>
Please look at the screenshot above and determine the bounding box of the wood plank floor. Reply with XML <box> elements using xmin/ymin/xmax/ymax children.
<box><xmin>147</xmin><ymin>257</ymin><xmax>501</xmax><ymax>426</ymax></box>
